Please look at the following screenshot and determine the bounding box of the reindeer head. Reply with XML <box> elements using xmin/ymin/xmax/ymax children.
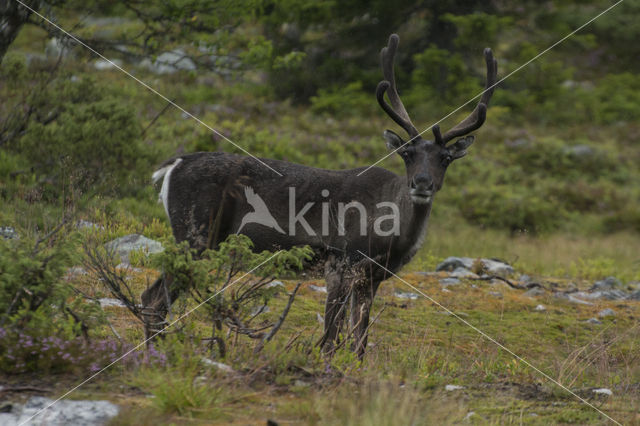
<box><xmin>377</xmin><ymin>34</ymin><xmax>497</xmax><ymax>205</ymax></box>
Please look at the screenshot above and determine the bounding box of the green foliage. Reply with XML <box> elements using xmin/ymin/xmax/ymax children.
<box><xmin>459</xmin><ymin>183</ymin><xmax>567</xmax><ymax>234</ymax></box>
<box><xmin>310</xmin><ymin>81</ymin><xmax>372</xmax><ymax>116</ymax></box>
<box><xmin>589</xmin><ymin>73</ymin><xmax>640</xmax><ymax>124</ymax></box>
<box><xmin>411</xmin><ymin>45</ymin><xmax>480</xmax><ymax>110</ymax></box>
<box><xmin>152</xmin><ymin>235</ymin><xmax>313</xmax><ymax>355</ymax></box>
<box><xmin>442</xmin><ymin>12</ymin><xmax>513</xmax><ymax>53</ymax></box>
<box><xmin>0</xmin><ymin>231</ymin><xmax>77</xmax><ymax>330</ymax></box>
<box><xmin>19</xmin><ymin>94</ymin><xmax>144</xmax><ymax>196</ymax></box>
<box><xmin>138</xmin><ymin>362</ymin><xmax>229</xmax><ymax>419</ymax></box>
<box><xmin>0</xmin><ymin>228</ymin><xmax>106</xmax><ymax>372</ymax></box>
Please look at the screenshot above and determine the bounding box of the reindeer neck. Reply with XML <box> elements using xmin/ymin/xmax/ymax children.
<box><xmin>390</xmin><ymin>175</ymin><xmax>433</xmax><ymax>266</ymax></box>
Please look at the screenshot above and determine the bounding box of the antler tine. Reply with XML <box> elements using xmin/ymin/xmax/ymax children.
<box><xmin>378</xmin><ymin>34</ymin><xmax>419</xmax><ymax>138</ymax></box>
<box><xmin>440</xmin><ymin>48</ymin><xmax>498</xmax><ymax>144</ymax></box>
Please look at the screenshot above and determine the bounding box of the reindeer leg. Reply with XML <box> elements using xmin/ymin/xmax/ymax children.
<box><xmin>349</xmin><ymin>278</ymin><xmax>381</xmax><ymax>359</ymax></box>
<box><xmin>319</xmin><ymin>257</ymin><xmax>349</xmax><ymax>355</ymax></box>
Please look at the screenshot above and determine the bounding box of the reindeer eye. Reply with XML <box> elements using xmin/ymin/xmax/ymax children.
<box><xmin>399</xmin><ymin>150</ymin><xmax>411</xmax><ymax>160</ymax></box>
<box><xmin>442</xmin><ymin>153</ymin><xmax>453</xmax><ymax>165</ymax></box>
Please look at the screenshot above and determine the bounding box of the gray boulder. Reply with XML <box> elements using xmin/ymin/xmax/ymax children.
<box><xmin>0</xmin><ymin>226</ymin><xmax>19</xmax><ymax>240</ymax></box>
<box><xmin>628</xmin><ymin>291</ymin><xmax>640</xmax><ymax>301</ymax></box>
<box><xmin>436</xmin><ymin>257</ymin><xmax>514</xmax><ymax>276</ymax></box>
<box><xmin>448</xmin><ymin>267</ymin><xmax>479</xmax><ymax>279</ymax></box>
<box><xmin>104</xmin><ymin>234</ymin><xmax>164</xmax><ymax>263</ymax></box>
<box><xmin>590</xmin><ymin>277</ymin><xmax>622</xmax><ymax>291</ymax></box>
<box><xmin>598</xmin><ymin>308</ymin><xmax>616</xmax><ymax>318</ymax></box>
<box><xmin>0</xmin><ymin>396</ymin><xmax>119</xmax><ymax>425</ymax></box>
<box><xmin>523</xmin><ymin>287</ymin><xmax>545</xmax><ymax>298</ymax></box>
<box><xmin>554</xmin><ymin>292</ymin><xmax>593</xmax><ymax>306</ymax></box>
<box><xmin>395</xmin><ymin>291</ymin><xmax>419</xmax><ymax>300</ymax></box>
<box><xmin>142</xmin><ymin>49</ymin><xmax>196</xmax><ymax>74</ymax></box>
<box><xmin>564</xmin><ymin>144</ymin><xmax>594</xmax><ymax>158</ymax></box>
<box><xmin>439</xmin><ymin>277</ymin><xmax>461</xmax><ymax>287</ymax></box>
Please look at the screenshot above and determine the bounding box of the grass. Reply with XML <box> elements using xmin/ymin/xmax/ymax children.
<box><xmin>16</xmin><ymin>256</ymin><xmax>628</xmax><ymax>425</ymax></box>
<box><xmin>411</xmin><ymin>216</ymin><xmax>640</xmax><ymax>281</ymax></box>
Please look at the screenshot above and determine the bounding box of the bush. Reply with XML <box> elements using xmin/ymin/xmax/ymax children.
<box><xmin>19</xmin><ymin>96</ymin><xmax>144</xmax><ymax>197</ymax></box>
<box><xmin>0</xmin><ymin>226</ymin><xmax>110</xmax><ymax>372</ymax></box>
<box><xmin>459</xmin><ymin>183</ymin><xmax>567</xmax><ymax>234</ymax></box>
<box><xmin>310</xmin><ymin>81</ymin><xmax>372</xmax><ymax>116</ymax></box>
<box><xmin>151</xmin><ymin>234</ymin><xmax>313</xmax><ymax>356</ymax></box>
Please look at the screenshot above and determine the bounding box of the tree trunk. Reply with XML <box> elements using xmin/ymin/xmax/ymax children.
<box><xmin>0</xmin><ymin>0</ymin><xmax>41</xmax><ymax>63</ymax></box>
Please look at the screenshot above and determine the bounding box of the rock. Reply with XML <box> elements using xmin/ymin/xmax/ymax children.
<box><xmin>439</xmin><ymin>277</ymin><xmax>461</xmax><ymax>286</ymax></box>
<box><xmin>266</xmin><ymin>280</ymin><xmax>285</xmax><ymax>288</ymax></box>
<box><xmin>572</xmin><ymin>290</ymin><xmax>627</xmax><ymax>301</ymax></box>
<box><xmin>590</xmin><ymin>277</ymin><xmax>622</xmax><ymax>291</ymax></box>
<box><xmin>445</xmin><ymin>384</ymin><xmax>465</xmax><ymax>391</ymax></box>
<box><xmin>308</xmin><ymin>285</ymin><xmax>327</xmax><ymax>293</ymax></box>
<box><xmin>436</xmin><ymin>257</ymin><xmax>473</xmax><ymax>272</ymax></box>
<box><xmin>45</xmin><ymin>38</ymin><xmax>73</xmax><ymax>59</ymax></box>
<box><xmin>592</xmin><ymin>388</ymin><xmax>612</xmax><ymax>397</ymax></box>
<box><xmin>201</xmin><ymin>358</ymin><xmax>234</xmax><ymax>373</ymax></box>
<box><xmin>448</xmin><ymin>268</ymin><xmax>478</xmax><ymax>279</ymax></box>
<box><xmin>0</xmin><ymin>226</ymin><xmax>18</xmax><ymax>240</ymax></box>
<box><xmin>0</xmin><ymin>396</ymin><xmax>118</xmax><ymax>425</ymax></box>
<box><xmin>554</xmin><ymin>292</ymin><xmax>593</xmax><ymax>305</ymax></box>
<box><xmin>104</xmin><ymin>234</ymin><xmax>164</xmax><ymax>263</ymax></box>
<box><xmin>436</xmin><ymin>257</ymin><xmax>514</xmax><ymax>276</ymax></box>
<box><xmin>94</xmin><ymin>59</ymin><xmax>122</xmax><ymax>70</ymax></box>
<box><xmin>505</xmin><ymin>138</ymin><xmax>530</xmax><ymax>149</ymax></box>
<box><xmin>464</xmin><ymin>411</ymin><xmax>477</xmax><ymax>421</ymax></box>
<box><xmin>520</xmin><ymin>274</ymin><xmax>532</xmax><ymax>283</ymax></box>
<box><xmin>142</xmin><ymin>49</ymin><xmax>196</xmax><ymax>74</ymax></box>
<box><xmin>482</xmin><ymin>259</ymin><xmax>515</xmax><ymax>276</ymax></box>
<box><xmin>523</xmin><ymin>287</ymin><xmax>545</xmax><ymax>298</ymax></box>
<box><xmin>395</xmin><ymin>291</ymin><xmax>419</xmax><ymax>300</ymax></box>
<box><xmin>488</xmin><ymin>291</ymin><xmax>503</xmax><ymax>299</ymax></box>
<box><xmin>76</xmin><ymin>220</ymin><xmax>103</xmax><ymax>230</ymax></box>
<box><xmin>628</xmin><ymin>291</ymin><xmax>640</xmax><ymax>301</ymax></box>
<box><xmin>65</xmin><ymin>266</ymin><xmax>87</xmax><ymax>280</ymax></box>
<box><xmin>250</xmin><ymin>305</ymin><xmax>270</xmax><ymax>316</ymax></box>
<box><xmin>598</xmin><ymin>308</ymin><xmax>615</xmax><ymax>318</ymax></box>
<box><xmin>569</xmin><ymin>294</ymin><xmax>593</xmax><ymax>305</ymax></box>
<box><xmin>115</xmin><ymin>263</ymin><xmax>143</xmax><ymax>273</ymax></box>
<box><xmin>594</xmin><ymin>290</ymin><xmax>628</xmax><ymax>301</ymax></box>
<box><xmin>98</xmin><ymin>298</ymin><xmax>127</xmax><ymax>308</ymax></box>
<box><xmin>563</xmin><ymin>144</ymin><xmax>594</xmax><ymax>158</ymax></box>
<box><xmin>585</xmin><ymin>318</ymin><xmax>602</xmax><ymax>325</ymax></box>
<box><xmin>535</xmin><ymin>304</ymin><xmax>546</xmax><ymax>312</ymax></box>
<box><xmin>316</xmin><ymin>313</ymin><xmax>324</xmax><ymax>325</ymax></box>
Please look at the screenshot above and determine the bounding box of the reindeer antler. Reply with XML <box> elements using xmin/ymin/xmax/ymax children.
<box><xmin>376</xmin><ymin>34</ymin><xmax>419</xmax><ymax>139</ymax></box>
<box><xmin>433</xmin><ymin>48</ymin><xmax>498</xmax><ymax>146</ymax></box>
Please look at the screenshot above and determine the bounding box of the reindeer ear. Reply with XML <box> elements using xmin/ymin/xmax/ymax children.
<box><xmin>383</xmin><ymin>129</ymin><xmax>404</xmax><ymax>151</ymax></box>
<box><xmin>448</xmin><ymin>135</ymin><xmax>475</xmax><ymax>160</ymax></box>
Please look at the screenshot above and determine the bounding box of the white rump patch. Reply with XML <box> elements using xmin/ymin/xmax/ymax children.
<box><xmin>152</xmin><ymin>158</ymin><xmax>183</xmax><ymax>223</ymax></box>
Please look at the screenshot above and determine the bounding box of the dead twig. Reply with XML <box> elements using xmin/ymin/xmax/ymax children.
<box><xmin>254</xmin><ymin>282</ymin><xmax>302</xmax><ymax>353</ymax></box>
<box><xmin>0</xmin><ymin>386</ymin><xmax>51</xmax><ymax>396</ymax></box>
<box><xmin>468</xmin><ymin>275</ymin><xmax>546</xmax><ymax>291</ymax></box>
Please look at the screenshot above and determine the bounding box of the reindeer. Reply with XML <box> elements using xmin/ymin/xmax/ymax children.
<box><xmin>143</xmin><ymin>34</ymin><xmax>497</xmax><ymax>357</ymax></box>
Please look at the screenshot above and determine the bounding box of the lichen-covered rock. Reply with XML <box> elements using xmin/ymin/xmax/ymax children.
<box><xmin>436</xmin><ymin>257</ymin><xmax>514</xmax><ymax>276</ymax></box>
<box><xmin>0</xmin><ymin>396</ymin><xmax>119</xmax><ymax>425</ymax></box>
<box><xmin>104</xmin><ymin>234</ymin><xmax>163</xmax><ymax>263</ymax></box>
